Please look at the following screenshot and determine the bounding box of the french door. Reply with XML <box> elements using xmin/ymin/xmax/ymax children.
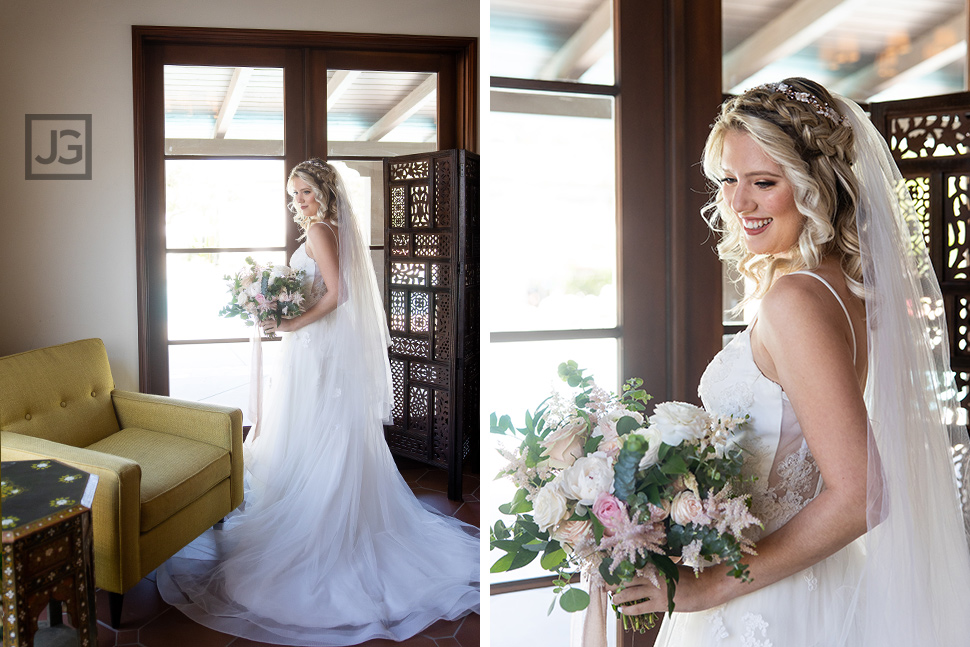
<box><xmin>133</xmin><ymin>27</ymin><xmax>476</xmax><ymax>422</ymax></box>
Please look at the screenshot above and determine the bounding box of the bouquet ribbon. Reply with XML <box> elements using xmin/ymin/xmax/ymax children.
<box><xmin>248</xmin><ymin>326</ymin><xmax>264</xmax><ymax>442</ymax></box>
<box><xmin>572</xmin><ymin>578</ymin><xmax>608</xmax><ymax>647</ymax></box>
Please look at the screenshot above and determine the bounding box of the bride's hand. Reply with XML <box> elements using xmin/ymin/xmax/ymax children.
<box><xmin>609</xmin><ymin>577</ymin><xmax>668</xmax><ymax>616</ymax></box>
<box><xmin>261</xmin><ymin>318</ymin><xmax>293</xmax><ymax>336</ymax></box>
<box><xmin>610</xmin><ymin>566</ymin><xmax>721</xmax><ymax>615</ymax></box>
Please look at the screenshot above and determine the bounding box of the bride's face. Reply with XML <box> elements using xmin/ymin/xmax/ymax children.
<box><xmin>719</xmin><ymin>130</ymin><xmax>805</xmax><ymax>258</ymax></box>
<box><xmin>289</xmin><ymin>176</ymin><xmax>322</xmax><ymax>218</ymax></box>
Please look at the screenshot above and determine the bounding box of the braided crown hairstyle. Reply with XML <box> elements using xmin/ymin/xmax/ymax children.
<box><xmin>702</xmin><ymin>77</ymin><xmax>862</xmax><ymax>303</ymax></box>
<box><xmin>287</xmin><ymin>158</ymin><xmax>340</xmax><ymax>237</ymax></box>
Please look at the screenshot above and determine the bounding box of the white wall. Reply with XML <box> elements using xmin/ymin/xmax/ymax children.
<box><xmin>0</xmin><ymin>0</ymin><xmax>478</xmax><ymax>389</ymax></box>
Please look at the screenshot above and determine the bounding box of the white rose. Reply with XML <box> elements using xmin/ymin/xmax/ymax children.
<box><xmin>559</xmin><ymin>453</ymin><xmax>614</xmax><ymax>506</ymax></box>
<box><xmin>533</xmin><ymin>483</ymin><xmax>569</xmax><ymax>532</ymax></box>
<box><xmin>636</xmin><ymin>426</ymin><xmax>664</xmax><ymax>470</ymax></box>
<box><xmin>649</xmin><ymin>401</ymin><xmax>710</xmax><ymax>446</ymax></box>
<box><xmin>670</xmin><ymin>490</ymin><xmax>705</xmax><ymax>526</ymax></box>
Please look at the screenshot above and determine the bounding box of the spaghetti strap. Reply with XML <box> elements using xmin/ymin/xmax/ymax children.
<box><xmin>790</xmin><ymin>270</ymin><xmax>856</xmax><ymax>363</ymax></box>
<box><xmin>316</xmin><ymin>220</ymin><xmax>339</xmax><ymax>247</ymax></box>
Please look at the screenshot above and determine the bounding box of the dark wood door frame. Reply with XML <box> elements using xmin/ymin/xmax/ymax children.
<box><xmin>132</xmin><ymin>25</ymin><xmax>477</xmax><ymax>395</ymax></box>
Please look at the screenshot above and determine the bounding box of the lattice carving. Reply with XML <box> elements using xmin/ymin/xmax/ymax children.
<box><xmin>383</xmin><ymin>150</ymin><xmax>479</xmax><ymax>499</ymax></box>
<box><xmin>385</xmin><ymin>428</ymin><xmax>425</xmax><ymax>457</ymax></box>
<box><xmin>435</xmin><ymin>158</ymin><xmax>452</xmax><ymax>228</ymax></box>
<box><xmin>431</xmin><ymin>263</ymin><xmax>451</xmax><ymax>288</ymax></box>
<box><xmin>391</xmin><ymin>335</ymin><xmax>430</xmax><ymax>359</ymax></box>
<box><xmin>890</xmin><ymin>113</ymin><xmax>970</xmax><ymax>161</ymax></box>
<box><xmin>409</xmin><ymin>385</ymin><xmax>429</xmax><ymax>432</ymax></box>
<box><xmin>390</xmin><ymin>262</ymin><xmax>426</xmax><ymax>286</ymax></box>
<box><xmin>946</xmin><ymin>175</ymin><xmax>970</xmax><ymax>281</ymax></box>
<box><xmin>390</xmin><ymin>233</ymin><xmax>409</xmax><ymax>257</ymax></box>
<box><xmin>434</xmin><ymin>292</ymin><xmax>452</xmax><ymax>361</ymax></box>
<box><xmin>410</xmin><ymin>186</ymin><xmax>431</xmax><ymax>227</ymax></box>
<box><xmin>414</xmin><ymin>233</ymin><xmax>451</xmax><ymax>258</ymax></box>
<box><xmin>958</xmin><ymin>371</ymin><xmax>970</xmax><ymax>411</ymax></box>
<box><xmin>410</xmin><ymin>291</ymin><xmax>430</xmax><ymax>333</ymax></box>
<box><xmin>390</xmin><ymin>359</ymin><xmax>405</xmax><ymax>428</ymax></box>
<box><xmin>905</xmin><ymin>177</ymin><xmax>931</xmax><ymax>246</ymax></box>
<box><xmin>390</xmin><ymin>186</ymin><xmax>406</xmax><ymax>228</ymax></box>
<box><xmin>390</xmin><ymin>289</ymin><xmax>406</xmax><ymax>332</ymax></box>
<box><xmin>389</xmin><ymin>160</ymin><xmax>429</xmax><ymax>181</ymax></box>
<box><xmin>432</xmin><ymin>389</ymin><xmax>450</xmax><ymax>463</ymax></box>
<box><xmin>409</xmin><ymin>361</ymin><xmax>450</xmax><ymax>387</ymax></box>
<box><xmin>957</xmin><ymin>297</ymin><xmax>970</xmax><ymax>358</ymax></box>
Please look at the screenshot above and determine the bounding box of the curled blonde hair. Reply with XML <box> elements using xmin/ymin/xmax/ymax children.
<box><xmin>702</xmin><ymin>77</ymin><xmax>862</xmax><ymax>305</ymax></box>
<box><xmin>287</xmin><ymin>158</ymin><xmax>340</xmax><ymax>238</ymax></box>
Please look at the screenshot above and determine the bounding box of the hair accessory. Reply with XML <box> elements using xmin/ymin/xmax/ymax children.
<box><xmin>757</xmin><ymin>82</ymin><xmax>847</xmax><ymax>126</ymax></box>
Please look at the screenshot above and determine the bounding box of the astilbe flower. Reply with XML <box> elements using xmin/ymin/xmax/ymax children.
<box><xmin>598</xmin><ymin>514</ymin><xmax>666</xmax><ymax>574</ymax></box>
<box><xmin>703</xmin><ymin>486</ymin><xmax>759</xmax><ymax>555</ymax></box>
<box><xmin>497</xmin><ymin>446</ymin><xmax>545</xmax><ymax>496</ymax></box>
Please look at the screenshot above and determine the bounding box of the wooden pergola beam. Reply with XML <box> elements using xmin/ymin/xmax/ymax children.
<box><xmin>212</xmin><ymin>67</ymin><xmax>253</xmax><ymax>139</ymax></box>
<box><xmin>723</xmin><ymin>0</ymin><xmax>861</xmax><ymax>91</ymax></box>
<box><xmin>361</xmin><ymin>74</ymin><xmax>436</xmax><ymax>142</ymax></box>
<box><xmin>538</xmin><ymin>0</ymin><xmax>612</xmax><ymax>81</ymax></box>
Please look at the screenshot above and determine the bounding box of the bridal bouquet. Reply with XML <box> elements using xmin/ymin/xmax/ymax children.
<box><xmin>219</xmin><ymin>257</ymin><xmax>307</xmax><ymax>338</ymax></box>
<box><xmin>490</xmin><ymin>362</ymin><xmax>760</xmax><ymax>632</ymax></box>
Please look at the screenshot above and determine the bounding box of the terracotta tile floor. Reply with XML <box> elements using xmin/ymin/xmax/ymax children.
<box><xmin>41</xmin><ymin>458</ymin><xmax>479</xmax><ymax>647</ymax></box>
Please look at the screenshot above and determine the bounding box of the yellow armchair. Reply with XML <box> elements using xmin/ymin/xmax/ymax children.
<box><xmin>0</xmin><ymin>338</ymin><xmax>243</xmax><ymax>626</ymax></box>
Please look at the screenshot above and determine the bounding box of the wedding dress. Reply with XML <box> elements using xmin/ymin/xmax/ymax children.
<box><xmin>655</xmin><ymin>271</ymin><xmax>868</xmax><ymax>646</ymax></box>
<box><xmin>157</xmin><ymin>193</ymin><xmax>479</xmax><ymax>645</ymax></box>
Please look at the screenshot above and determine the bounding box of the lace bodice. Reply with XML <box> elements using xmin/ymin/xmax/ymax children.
<box><xmin>290</xmin><ymin>243</ymin><xmax>327</xmax><ymax>309</ymax></box>
<box><xmin>698</xmin><ymin>328</ymin><xmax>822</xmax><ymax>538</ymax></box>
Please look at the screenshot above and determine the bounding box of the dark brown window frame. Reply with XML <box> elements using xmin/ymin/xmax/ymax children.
<box><xmin>488</xmin><ymin>1</ymin><xmax>722</xmax><ymax>645</ymax></box>
<box><xmin>132</xmin><ymin>25</ymin><xmax>477</xmax><ymax>394</ymax></box>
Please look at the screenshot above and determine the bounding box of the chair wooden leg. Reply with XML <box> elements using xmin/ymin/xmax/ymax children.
<box><xmin>108</xmin><ymin>592</ymin><xmax>124</xmax><ymax>628</ymax></box>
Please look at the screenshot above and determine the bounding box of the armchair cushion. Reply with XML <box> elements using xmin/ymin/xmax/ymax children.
<box><xmin>0</xmin><ymin>340</ymin><xmax>119</xmax><ymax>446</ymax></box>
<box><xmin>86</xmin><ymin>428</ymin><xmax>231</xmax><ymax>532</ymax></box>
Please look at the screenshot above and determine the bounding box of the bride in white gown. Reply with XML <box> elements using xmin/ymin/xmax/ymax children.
<box><xmin>605</xmin><ymin>79</ymin><xmax>970</xmax><ymax>646</ymax></box>
<box><xmin>157</xmin><ymin>159</ymin><xmax>480</xmax><ymax>646</ymax></box>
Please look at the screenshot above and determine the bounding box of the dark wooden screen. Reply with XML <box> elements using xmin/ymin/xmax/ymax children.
<box><xmin>383</xmin><ymin>150</ymin><xmax>479</xmax><ymax>501</ymax></box>
<box><xmin>870</xmin><ymin>93</ymin><xmax>970</xmax><ymax>421</ymax></box>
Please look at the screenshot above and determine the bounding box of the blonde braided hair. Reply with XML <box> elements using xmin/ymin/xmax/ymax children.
<box><xmin>702</xmin><ymin>77</ymin><xmax>862</xmax><ymax>306</ymax></box>
<box><xmin>287</xmin><ymin>158</ymin><xmax>340</xmax><ymax>238</ymax></box>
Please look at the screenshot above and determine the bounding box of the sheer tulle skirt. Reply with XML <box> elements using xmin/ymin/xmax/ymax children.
<box><xmin>157</xmin><ymin>312</ymin><xmax>480</xmax><ymax>645</ymax></box>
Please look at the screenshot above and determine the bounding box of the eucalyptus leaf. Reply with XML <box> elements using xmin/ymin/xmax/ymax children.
<box><xmin>490</xmin><ymin>553</ymin><xmax>515</xmax><ymax>573</ymax></box>
<box><xmin>560</xmin><ymin>587</ymin><xmax>591</xmax><ymax>612</ymax></box>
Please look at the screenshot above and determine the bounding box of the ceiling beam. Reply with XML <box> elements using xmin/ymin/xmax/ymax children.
<box><xmin>361</xmin><ymin>75</ymin><xmax>436</xmax><ymax>142</ymax></box>
<box><xmin>832</xmin><ymin>12</ymin><xmax>967</xmax><ymax>99</ymax></box>
<box><xmin>723</xmin><ymin>0</ymin><xmax>863</xmax><ymax>91</ymax></box>
<box><xmin>213</xmin><ymin>67</ymin><xmax>253</xmax><ymax>139</ymax></box>
<box><xmin>538</xmin><ymin>0</ymin><xmax>611</xmax><ymax>81</ymax></box>
<box><xmin>327</xmin><ymin>70</ymin><xmax>361</xmax><ymax>110</ymax></box>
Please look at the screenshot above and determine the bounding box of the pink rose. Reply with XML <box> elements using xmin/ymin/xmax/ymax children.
<box><xmin>670</xmin><ymin>490</ymin><xmax>704</xmax><ymax>526</ymax></box>
<box><xmin>592</xmin><ymin>492</ymin><xmax>628</xmax><ymax>534</ymax></box>
<box><xmin>540</xmin><ymin>417</ymin><xmax>587</xmax><ymax>468</ymax></box>
<box><xmin>551</xmin><ymin>520</ymin><xmax>593</xmax><ymax>548</ymax></box>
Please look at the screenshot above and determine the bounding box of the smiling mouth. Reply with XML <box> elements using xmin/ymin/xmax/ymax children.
<box><xmin>743</xmin><ymin>217</ymin><xmax>772</xmax><ymax>232</ymax></box>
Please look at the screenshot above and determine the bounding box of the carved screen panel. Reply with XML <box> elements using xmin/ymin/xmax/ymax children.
<box><xmin>383</xmin><ymin>150</ymin><xmax>479</xmax><ymax>500</ymax></box>
<box><xmin>876</xmin><ymin>96</ymin><xmax>970</xmax><ymax>421</ymax></box>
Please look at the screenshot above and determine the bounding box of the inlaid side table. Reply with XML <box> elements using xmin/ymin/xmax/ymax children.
<box><xmin>2</xmin><ymin>460</ymin><xmax>99</xmax><ymax>647</ymax></box>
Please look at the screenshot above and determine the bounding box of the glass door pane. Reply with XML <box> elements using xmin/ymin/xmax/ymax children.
<box><xmin>163</xmin><ymin>65</ymin><xmax>287</xmax><ymax>421</ymax></box>
<box><xmin>326</xmin><ymin>70</ymin><xmax>438</xmax><ymax>157</ymax></box>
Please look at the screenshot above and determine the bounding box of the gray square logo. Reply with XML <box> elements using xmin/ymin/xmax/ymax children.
<box><xmin>25</xmin><ymin>114</ymin><xmax>92</xmax><ymax>180</ymax></box>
